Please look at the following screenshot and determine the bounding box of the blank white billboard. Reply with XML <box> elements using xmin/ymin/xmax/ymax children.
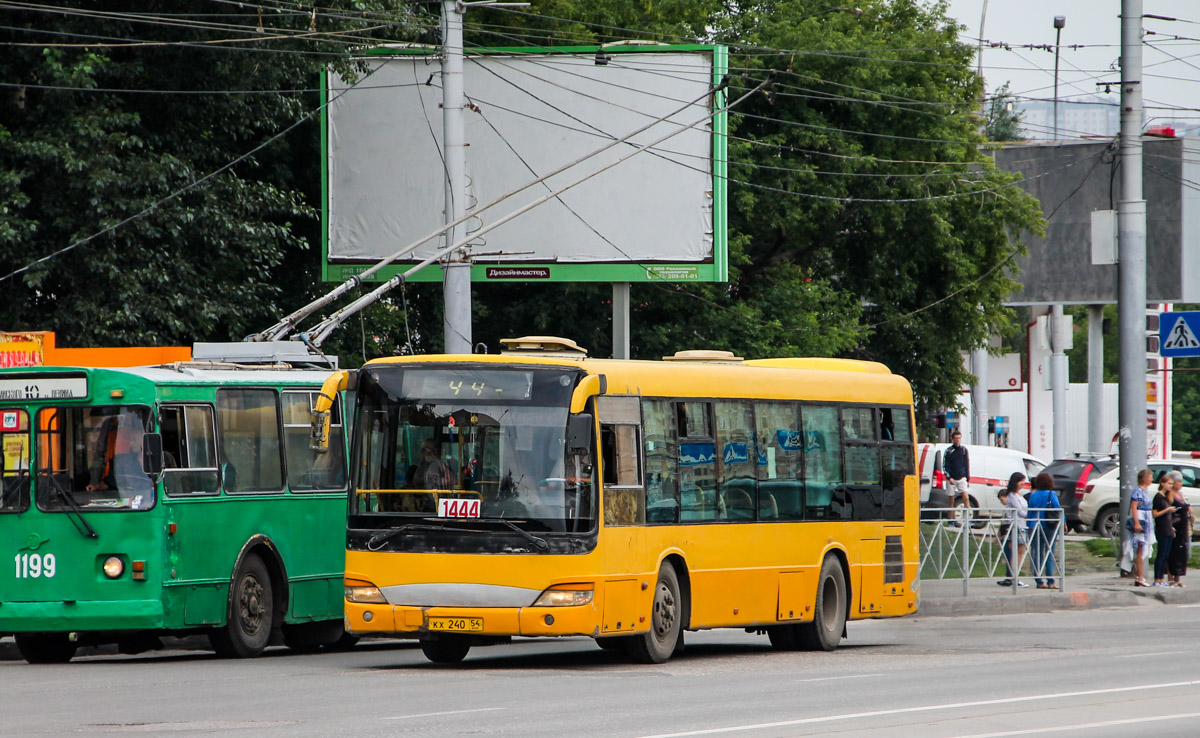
<box><xmin>323</xmin><ymin>47</ymin><xmax>727</xmax><ymax>283</ymax></box>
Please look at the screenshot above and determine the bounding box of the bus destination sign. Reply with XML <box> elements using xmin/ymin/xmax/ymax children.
<box><xmin>0</xmin><ymin>376</ymin><xmax>89</xmax><ymax>401</ymax></box>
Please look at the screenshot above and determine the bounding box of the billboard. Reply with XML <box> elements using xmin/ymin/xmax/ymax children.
<box><xmin>322</xmin><ymin>45</ymin><xmax>728</xmax><ymax>283</ymax></box>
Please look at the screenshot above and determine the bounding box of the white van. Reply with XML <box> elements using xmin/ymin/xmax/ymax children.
<box><xmin>918</xmin><ymin>443</ymin><xmax>1047</xmax><ymax>519</ymax></box>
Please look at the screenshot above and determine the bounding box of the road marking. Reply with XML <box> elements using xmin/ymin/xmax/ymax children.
<box><xmin>630</xmin><ymin>680</ymin><xmax>1200</xmax><ymax>738</ymax></box>
<box><xmin>948</xmin><ymin>712</ymin><xmax>1200</xmax><ymax>737</ymax></box>
<box><xmin>383</xmin><ymin>708</ymin><xmax>504</xmax><ymax>720</ymax></box>
<box><xmin>792</xmin><ymin>673</ymin><xmax>884</xmax><ymax>683</ymax></box>
<box><xmin>1114</xmin><ymin>651</ymin><xmax>1174</xmax><ymax>658</ymax></box>
<box><xmin>1178</xmin><ymin>604</ymin><xmax>1200</xmax><ymax>608</ymax></box>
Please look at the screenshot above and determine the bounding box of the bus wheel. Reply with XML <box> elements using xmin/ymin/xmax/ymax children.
<box><xmin>767</xmin><ymin>624</ymin><xmax>802</xmax><ymax>651</ymax></box>
<box><xmin>596</xmin><ymin>636</ymin><xmax>630</xmax><ymax>652</ymax></box>
<box><xmin>627</xmin><ymin>563</ymin><xmax>683</xmax><ymax>664</ymax></box>
<box><xmin>420</xmin><ymin>635</ymin><xmax>471</xmax><ymax>663</ymax></box>
<box><xmin>211</xmin><ymin>554</ymin><xmax>274</xmax><ymax>658</ymax></box>
<box><xmin>15</xmin><ymin>633</ymin><xmax>77</xmax><ymax>664</ymax></box>
<box><xmin>798</xmin><ymin>556</ymin><xmax>847</xmax><ymax>652</ymax></box>
<box><xmin>282</xmin><ymin>620</ymin><xmax>343</xmax><ymax>653</ymax></box>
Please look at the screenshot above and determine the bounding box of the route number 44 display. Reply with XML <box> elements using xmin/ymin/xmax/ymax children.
<box><xmin>438</xmin><ymin>498</ymin><xmax>480</xmax><ymax>518</ymax></box>
<box><xmin>15</xmin><ymin>552</ymin><xmax>56</xmax><ymax>578</ymax></box>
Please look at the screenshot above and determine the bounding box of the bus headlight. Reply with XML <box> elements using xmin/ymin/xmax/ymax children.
<box><xmin>532</xmin><ymin>584</ymin><xmax>594</xmax><ymax>607</ymax></box>
<box><xmin>344</xmin><ymin>578</ymin><xmax>388</xmax><ymax>604</ymax></box>
<box><xmin>102</xmin><ymin>556</ymin><xmax>125</xmax><ymax>579</ymax></box>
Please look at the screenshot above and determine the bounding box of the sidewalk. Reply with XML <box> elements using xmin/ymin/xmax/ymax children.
<box><xmin>918</xmin><ymin>570</ymin><xmax>1200</xmax><ymax>617</ymax></box>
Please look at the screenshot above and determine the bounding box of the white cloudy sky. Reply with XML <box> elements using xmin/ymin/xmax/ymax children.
<box><xmin>944</xmin><ymin>1</ymin><xmax>1198</xmax><ymax>130</ymax></box>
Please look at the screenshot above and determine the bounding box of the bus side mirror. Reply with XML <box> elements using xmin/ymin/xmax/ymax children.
<box><xmin>142</xmin><ymin>433</ymin><xmax>164</xmax><ymax>476</ymax></box>
<box><xmin>568</xmin><ymin>413</ymin><xmax>593</xmax><ymax>454</ymax></box>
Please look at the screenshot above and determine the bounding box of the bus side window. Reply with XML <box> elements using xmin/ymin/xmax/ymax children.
<box><xmin>715</xmin><ymin>400</ymin><xmax>755</xmax><ymax>521</ymax></box>
<box><xmin>801</xmin><ymin>405</ymin><xmax>843</xmax><ymax>519</ymax></box>
<box><xmin>677</xmin><ymin>401</ymin><xmax>717</xmax><ymax>522</ymax></box>
<box><xmin>162</xmin><ymin>405</ymin><xmax>220</xmax><ymax>496</ymax></box>
<box><xmin>597</xmin><ymin>396</ymin><xmax>644</xmax><ymax>527</ymax></box>
<box><xmin>642</xmin><ymin>399</ymin><xmax>679</xmax><ymax>524</ymax></box>
<box><xmin>283</xmin><ymin>391</ymin><xmax>346</xmax><ymax>492</ymax></box>
<box><xmin>753</xmin><ymin>401</ymin><xmax>802</xmax><ymax>521</ymax></box>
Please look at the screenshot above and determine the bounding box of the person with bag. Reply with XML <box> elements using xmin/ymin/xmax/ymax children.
<box><xmin>1026</xmin><ymin>472</ymin><xmax>1061</xmax><ymax>589</ymax></box>
<box><xmin>1166</xmin><ymin>470</ymin><xmax>1191</xmax><ymax>587</ymax></box>
<box><xmin>996</xmin><ymin>472</ymin><xmax>1029</xmax><ymax>588</ymax></box>
<box><xmin>1151</xmin><ymin>471</ymin><xmax>1178</xmax><ymax>587</ymax></box>
<box><xmin>1124</xmin><ymin>469</ymin><xmax>1155</xmax><ymax>587</ymax></box>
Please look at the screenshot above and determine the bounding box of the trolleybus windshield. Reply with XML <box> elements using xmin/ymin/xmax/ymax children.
<box><xmin>36</xmin><ymin>406</ymin><xmax>154</xmax><ymax>511</ymax></box>
<box><xmin>351</xmin><ymin>366</ymin><xmax>595</xmax><ymax>536</ymax></box>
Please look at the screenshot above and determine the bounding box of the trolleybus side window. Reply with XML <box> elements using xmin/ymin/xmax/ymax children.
<box><xmin>1</xmin><ymin>408</ymin><xmax>31</xmax><ymax>512</ymax></box>
<box><xmin>801</xmin><ymin>405</ymin><xmax>843</xmax><ymax>520</ymax></box>
<box><xmin>216</xmin><ymin>389</ymin><xmax>284</xmax><ymax>494</ymax></box>
<box><xmin>715</xmin><ymin>400</ymin><xmax>756</xmax><ymax>521</ymax></box>
<box><xmin>753</xmin><ymin>401</ymin><xmax>803</xmax><ymax>521</ymax></box>
<box><xmin>598</xmin><ymin>396</ymin><xmax>643</xmax><ymax>526</ymax></box>
<box><xmin>643</xmin><ymin>399</ymin><xmax>679</xmax><ymax>524</ymax></box>
<box><xmin>283</xmin><ymin>391</ymin><xmax>346</xmax><ymax>493</ymax></box>
<box><xmin>161</xmin><ymin>404</ymin><xmax>220</xmax><ymax>496</ymax></box>
<box><xmin>677</xmin><ymin>401</ymin><xmax>719</xmax><ymax>522</ymax></box>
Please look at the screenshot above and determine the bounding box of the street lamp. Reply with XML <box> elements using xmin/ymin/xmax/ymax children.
<box><xmin>1053</xmin><ymin>15</ymin><xmax>1065</xmax><ymax>140</ymax></box>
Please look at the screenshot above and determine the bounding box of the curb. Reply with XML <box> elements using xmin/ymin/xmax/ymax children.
<box><xmin>917</xmin><ymin>589</ymin><xmax>1145</xmax><ymax>617</ymax></box>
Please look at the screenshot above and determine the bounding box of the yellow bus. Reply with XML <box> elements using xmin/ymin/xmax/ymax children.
<box><xmin>317</xmin><ymin>337</ymin><xmax>918</xmax><ymax>663</ymax></box>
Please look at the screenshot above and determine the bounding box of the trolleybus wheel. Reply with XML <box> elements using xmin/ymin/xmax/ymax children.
<box><xmin>210</xmin><ymin>553</ymin><xmax>274</xmax><ymax>658</ymax></box>
<box><xmin>797</xmin><ymin>555</ymin><xmax>847</xmax><ymax>652</ymax></box>
<box><xmin>420</xmin><ymin>634</ymin><xmax>471</xmax><ymax>663</ymax></box>
<box><xmin>15</xmin><ymin>633</ymin><xmax>77</xmax><ymax>664</ymax></box>
<box><xmin>627</xmin><ymin>562</ymin><xmax>683</xmax><ymax>664</ymax></box>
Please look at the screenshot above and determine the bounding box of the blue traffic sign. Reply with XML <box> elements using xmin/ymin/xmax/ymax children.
<box><xmin>1160</xmin><ymin>312</ymin><xmax>1200</xmax><ymax>357</ymax></box>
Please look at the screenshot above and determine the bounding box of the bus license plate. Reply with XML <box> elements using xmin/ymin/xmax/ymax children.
<box><xmin>428</xmin><ymin>617</ymin><xmax>483</xmax><ymax>632</ymax></box>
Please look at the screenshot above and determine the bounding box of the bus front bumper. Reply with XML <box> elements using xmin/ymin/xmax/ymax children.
<box><xmin>0</xmin><ymin>600</ymin><xmax>165</xmax><ymax>633</ymax></box>
<box><xmin>345</xmin><ymin>601</ymin><xmax>601</xmax><ymax>638</ymax></box>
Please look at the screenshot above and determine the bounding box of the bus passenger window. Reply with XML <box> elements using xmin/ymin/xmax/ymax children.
<box><xmin>283</xmin><ymin>392</ymin><xmax>346</xmax><ymax>493</ymax></box>
<box><xmin>642</xmin><ymin>400</ymin><xmax>679</xmax><ymax>524</ymax></box>
<box><xmin>801</xmin><ymin>405</ymin><xmax>843</xmax><ymax>519</ymax></box>
<box><xmin>216</xmin><ymin>389</ymin><xmax>284</xmax><ymax>494</ymax></box>
<box><xmin>601</xmin><ymin>423</ymin><xmax>644</xmax><ymax>526</ymax></box>
<box><xmin>754</xmin><ymin>401</ymin><xmax>803</xmax><ymax>521</ymax></box>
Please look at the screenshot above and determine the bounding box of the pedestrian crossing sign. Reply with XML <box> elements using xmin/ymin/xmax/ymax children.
<box><xmin>1160</xmin><ymin>312</ymin><xmax>1200</xmax><ymax>357</ymax></box>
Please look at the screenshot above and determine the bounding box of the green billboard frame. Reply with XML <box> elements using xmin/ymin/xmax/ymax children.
<box><xmin>320</xmin><ymin>44</ymin><xmax>728</xmax><ymax>284</ymax></box>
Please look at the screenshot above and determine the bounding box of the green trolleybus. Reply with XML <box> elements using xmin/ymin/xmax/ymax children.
<box><xmin>0</xmin><ymin>360</ymin><xmax>349</xmax><ymax>663</ymax></box>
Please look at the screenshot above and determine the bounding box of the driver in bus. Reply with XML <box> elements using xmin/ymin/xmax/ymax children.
<box><xmin>87</xmin><ymin>416</ymin><xmax>150</xmax><ymax>498</ymax></box>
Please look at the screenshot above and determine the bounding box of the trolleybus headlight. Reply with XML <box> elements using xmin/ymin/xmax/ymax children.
<box><xmin>344</xmin><ymin>578</ymin><xmax>388</xmax><ymax>604</ymax></box>
<box><xmin>102</xmin><ymin>556</ymin><xmax>125</xmax><ymax>579</ymax></box>
<box><xmin>532</xmin><ymin>583</ymin><xmax>594</xmax><ymax>607</ymax></box>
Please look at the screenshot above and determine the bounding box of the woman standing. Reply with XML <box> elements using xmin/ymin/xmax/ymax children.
<box><xmin>1166</xmin><ymin>470</ymin><xmax>1191</xmax><ymax>587</ymax></box>
<box><xmin>1128</xmin><ymin>469</ymin><xmax>1155</xmax><ymax>587</ymax></box>
<box><xmin>997</xmin><ymin>472</ymin><xmax>1028</xmax><ymax>588</ymax></box>
<box><xmin>1151</xmin><ymin>472</ymin><xmax>1178</xmax><ymax>587</ymax></box>
<box><xmin>1027</xmin><ymin>472</ymin><xmax>1062</xmax><ymax>589</ymax></box>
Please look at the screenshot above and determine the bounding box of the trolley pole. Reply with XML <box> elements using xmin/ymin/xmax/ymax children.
<box><xmin>1117</xmin><ymin>0</ymin><xmax>1147</xmax><ymax>551</ymax></box>
<box><xmin>441</xmin><ymin>0</ymin><xmax>472</xmax><ymax>354</ymax></box>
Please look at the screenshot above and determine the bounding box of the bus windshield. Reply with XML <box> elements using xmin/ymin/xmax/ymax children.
<box><xmin>352</xmin><ymin>365</ymin><xmax>595</xmax><ymax>533</ymax></box>
<box><xmin>36</xmin><ymin>406</ymin><xmax>155</xmax><ymax>511</ymax></box>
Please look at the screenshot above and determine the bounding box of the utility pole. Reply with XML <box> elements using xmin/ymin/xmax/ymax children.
<box><xmin>1117</xmin><ymin>0</ymin><xmax>1147</xmax><ymax>550</ymax></box>
<box><xmin>1049</xmin><ymin>16</ymin><xmax>1068</xmax><ymax>460</ymax></box>
<box><xmin>441</xmin><ymin>0</ymin><xmax>472</xmax><ymax>354</ymax></box>
<box><xmin>1053</xmin><ymin>16</ymin><xmax>1065</xmax><ymax>141</ymax></box>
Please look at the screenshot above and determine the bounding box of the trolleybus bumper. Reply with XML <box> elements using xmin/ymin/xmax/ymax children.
<box><xmin>0</xmin><ymin>600</ymin><xmax>165</xmax><ymax>632</ymax></box>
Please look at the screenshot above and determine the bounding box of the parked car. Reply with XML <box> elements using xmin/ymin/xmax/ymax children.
<box><xmin>1042</xmin><ymin>455</ymin><xmax>1119</xmax><ymax>532</ymax></box>
<box><xmin>918</xmin><ymin>443</ymin><xmax>1046</xmax><ymax>522</ymax></box>
<box><xmin>1078</xmin><ymin>459</ymin><xmax>1200</xmax><ymax>537</ymax></box>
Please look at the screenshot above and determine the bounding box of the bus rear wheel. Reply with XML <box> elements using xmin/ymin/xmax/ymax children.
<box><xmin>420</xmin><ymin>635</ymin><xmax>471</xmax><ymax>663</ymax></box>
<box><xmin>211</xmin><ymin>553</ymin><xmax>274</xmax><ymax>658</ymax></box>
<box><xmin>797</xmin><ymin>556</ymin><xmax>847</xmax><ymax>651</ymax></box>
<box><xmin>627</xmin><ymin>562</ymin><xmax>683</xmax><ymax>664</ymax></box>
<box><xmin>16</xmin><ymin>633</ymin><xmax>77</xmax><ymax>664</ymax></box>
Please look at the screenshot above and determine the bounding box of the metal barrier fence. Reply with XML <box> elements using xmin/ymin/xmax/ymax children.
<box><xmin>918</xmin><ymin>507</ymin><xmax>1067</xmax><ymax>595</ymax></box>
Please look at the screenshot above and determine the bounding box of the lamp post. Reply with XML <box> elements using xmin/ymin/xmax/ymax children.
<box><xmin>1053</xmin><ymin>15</ymin><xmax>1065</xmax><ymax>140</ymax></box>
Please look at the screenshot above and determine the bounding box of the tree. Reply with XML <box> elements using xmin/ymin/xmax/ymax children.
<box><xmin>984</xmin><ymin>83</ymin><xmax>1025</xmax><ymax>142</ymax></box>
<box><xmin>0</xmin><ymin>2</ymin><xmax>417</xmax><ymax>347</ymax></box>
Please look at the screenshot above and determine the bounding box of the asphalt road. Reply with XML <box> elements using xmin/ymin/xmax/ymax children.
<box><xmin>3</xmin><ymin>604</ymin><xmax>1199</xmax><ymax>738</ymax></box>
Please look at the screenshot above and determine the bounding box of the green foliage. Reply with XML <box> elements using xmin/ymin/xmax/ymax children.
<box><xmin>0</xmin><ymin>1</ymin><xmax>417</xmax><ymax>347</ymax></box>
<box><xmin>984</xmin><ymin>82</ymin><xmax>1025</xmax><ymax>142</ymax></box>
